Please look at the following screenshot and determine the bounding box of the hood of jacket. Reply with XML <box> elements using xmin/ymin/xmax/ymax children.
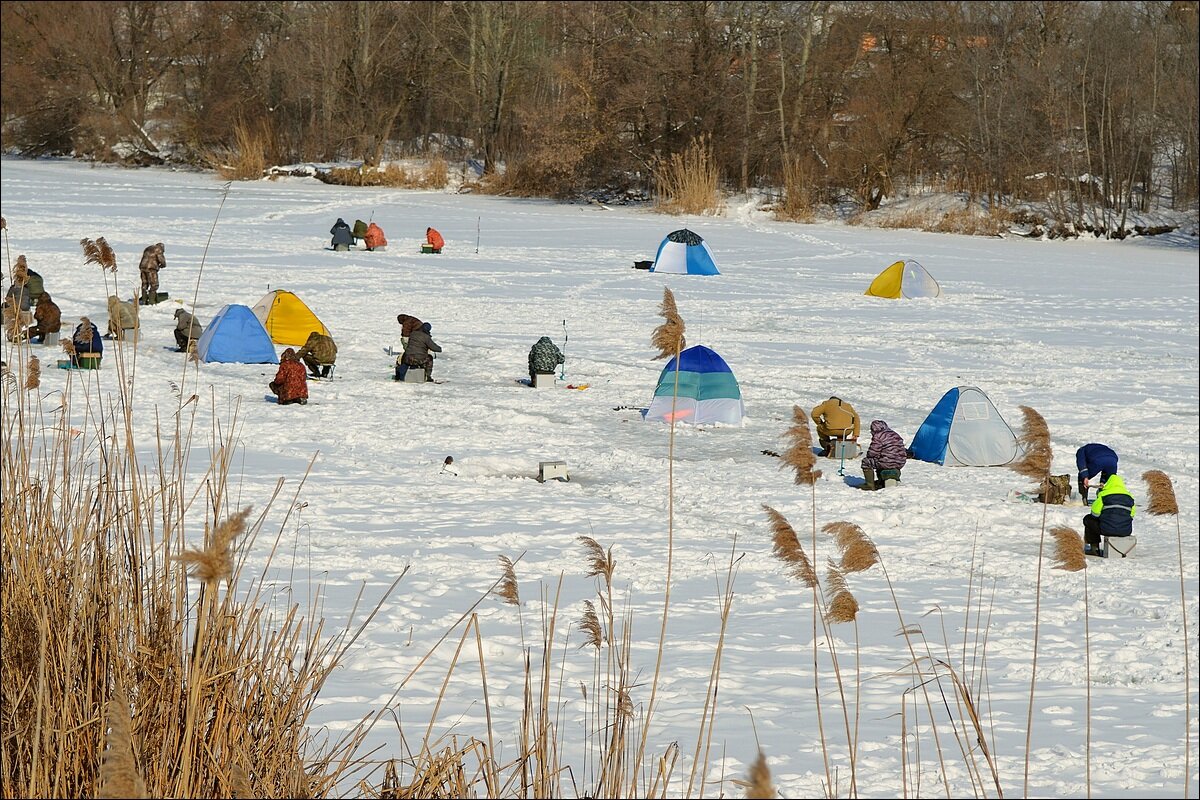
<box><xmin>281</xmin><ymin>347</ymin><xmax>299</xmax><ymax>362</ymax></box>
<box><xmin>536</xmin><ymin>336</ymin><xmax>554</xmax><ymax>345</ymax></box>
<box><xmin>870</xmin><ymin>419</ymin><xmax>891</xmax><ymax>435</ymax></box>
<box><xmin>1100</xmin><ymin>474</ymin><xmax>1129</xmax><ymax>495</ymax></box>
<box><xmin>421</xmin><ymin>322</ymin><xmax>432</xmax><ymax>333</ymax></box>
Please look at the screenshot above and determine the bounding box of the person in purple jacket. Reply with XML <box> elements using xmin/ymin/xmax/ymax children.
<box><xmin>860</xmin><ymin>419</ymin><xmax>908</xmax><ymax>490</ymax></box>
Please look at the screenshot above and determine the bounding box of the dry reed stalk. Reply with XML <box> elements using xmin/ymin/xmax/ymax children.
<box><xmin>1142</xmin><ymin>469</ymin><xmax>1179</xmax><ymax>515</ymax></box>
<box><xmin>740</xmin><ymin>750</ymin><xmax>776</xmax><ymax>798</ymax></box>
<box><xmin>650</xmin><ymin>287</ymin><xmax>686</xmax><ymax>359</ymax></box>
<box><xmin>578</xmin><ymin>600</ymin><xmax>602</xmax><ymax>649</ymax></box>
<box><xmin>1011</xmin><ymin>405</ymin><xmax>1052</xmax><ymax>480</ymax></box>
<box><xmin>24</xmin><ymin>356</ymin><xmax>39</xmax><ymax>390</ymax></box>
<box><xmin>80</xmin><ymin>237</ymin><xmax>118</xmax><ymax>272</ymax></box>
<box><xmin>176</xmin><ymin>506</ymin><xmax>252</xmax><ymax>585</ymax></box>
<box><xmin>96</xmin><ymin>687</ymin><xmax>148</xmax><ymax>799</ymax></box>
<box><xmin>823</xmin><ymin>521</ymin><xmax>880</xmax><ymax>573</ymax></box>
<box><xmin>229</xmin><ymin>764</ymin><xmax>256</xmax><ymax>798</ymax></box>
<box><xmin>1049</xmin><ymin>525</ymin><xmax>1093</xmax><ymax>795</ymax></box>
<box><xmin>1050</xmin><ymin>526</ymin><xmax>1087</xmax><ymax>572</ymax></box>
<box><xmin>781</xmin><ymin>405</ymin><xmax>822</xmax><ymax>485</ymax></box>
<box><xmin>494</xmin><ymin>555</ymin><xmax>520</xmax><ymax>606</ymax></box>
<box><xmin>653</xmin><ymin>135</ymin><xmax>723</xmax><ymax>215</ymax></box>
<box><xmin>762</xmin><ymin>505</ymin><xmax>816</xmax><ymax>587</ymax></box>
<box><xmin>577</xmin><ymin>535</ymin><xmax>615</xmax><ymax>587</ymax></box>
<box><xmin>825</xmin><ymin>566</ymin><xmax>860</xmax><ymax>624</ymax></box>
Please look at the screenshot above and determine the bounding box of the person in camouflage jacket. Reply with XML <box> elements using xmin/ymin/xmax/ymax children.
<box><xmin>528</xmin><ymin>336</ymin><xmax>564</xmax><ymax>382</ymax></box>
<box><xmin>297</xmin><ymin>330</ymin><xmax>338</xmax><ymax>377</ymax></box>
<box><xmin>860</xmin><ymin>419</ymin><xmax>908</xmax><ymax>490</ymax></box>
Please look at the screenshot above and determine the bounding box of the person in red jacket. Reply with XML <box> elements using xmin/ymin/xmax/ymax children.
<box><xmin>364</xmin><ymin>222</ymin><xmax>387</xmax><ymax>251</ymax></box>
<box><xmin>425</xmin><ymin>227</ymin><xmax>444</xmax><ymax>253</ymax></box>
<box><xmin>269</xmin><ymin>348</ymin><xmax>309</xmax><ymax>405</ymax></box>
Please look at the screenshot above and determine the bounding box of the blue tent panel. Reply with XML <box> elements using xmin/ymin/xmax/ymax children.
<box><xmin>909</xmin><ymin>387</ymin><xmax>959</xmax><ymax>465</ymax></box>
<box><xmin>195</xmin><ymin>304</ymin><xmax>279</xmax><ymax>364</ymax></box>
<box><xmin>666</xmin><ymin>344</ymin><xmax>735</xmax><ymax>375</ymax></box>
<box><xmin>650</xmin><ymin>230</ymin><xmax>721</xmax><ymax>275</ymax></box>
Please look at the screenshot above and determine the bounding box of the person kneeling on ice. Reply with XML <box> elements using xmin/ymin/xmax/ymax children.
<box><xmin>364</xmin><ymin>222</ymin><xmax>387</xmax><ymax>251</ymax></box>
<box><xmin>395</xmin><ymin>322</ymin><xmax>441</xmax><ymax>382</ymax></box>
<box><xmin>528</xmin><ymin>336</ymin><xmax>564</xmax><ymax>383</ymax></box>
<box><xmin>173</xmin><ymin>307</ymin><xmax>204</xmax><ymax>352</ymax></box>
<box><xmin>860</xmin><ymin>419</ymin><xmax>907</xmax><ymax>490</ymax></box>
<box><xmin>1076</xmin><ymin>442</ymin><xmax>1118</xmax><ymax>500</ymax></box>
<box><xmin>330</xmin><ymin>218</ymin><xmax>354</xmax><ymax>250</ymax></box>
<box><xmin>425</xmin><ymin>227</ymin><xmax>444</xmax><ymax>253</ymax></box>
<box><xmin>270</xmin><ymin>348</ymin><xmax>309</xmax><ymax>405</ymax></box>
<box><xmin>297</xmin><ymin>330</ymin><xmax>338</xmax><ymax>378</ymax></box>
<box><xmin>1083</xmin><ymin>474</ymin><xmax>1135</xmax><ymax>557</ymax></box>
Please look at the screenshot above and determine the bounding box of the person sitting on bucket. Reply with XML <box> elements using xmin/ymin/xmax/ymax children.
<box><xmin>1083</xmin><ymin>474</ymin><xmax>1136</xmax><ymax>556</ymax></box>
<box><xmin>330</xmin><ymin>218</ymin><xmax>354</xmax><ymax>249</ymax></box>
<box><xmin>396</xmin><ymin>321</ymin><xmax>441</xmax><ymax>382</ymax></box>
<box><xmin>426</xmin><ymin>227</ymin><xmax>444</xmax><ymax>253</ymax></box>
<box><xmin>810</xmin><ymin>396</ymin><xmax>860</xmax><ymax>457</ymax></box>
<box><xmin>71</xmin><ymin>317</ymin><xmax>103</xmax><ymax>366</ymax></box>
<box><xmin>528</xmin><ymin>336</ymin><xmax>564</xmax><ymax>383</ymax></box>
<box><xmin>27</xmin><ymin>292</ymin><xmax>62</xmax><ymax>344</ymax></box>
<box><xmin>860</xmin><ymin>419</ymin><xmax>907</xmax><ymax>490</ymax></box>
<box><xmin>297</xmin><ymin>330</ymin><xmax>338</xmax><ymax>378</ymax></box>
<box><xmin>1076</xmin><ymin>442</ymin><xmax>1118</xmax><ymax>500</ymax></box>
<box><xmin>270</xmin><ymin>348</ymin><xmax>309</xmax><ymax>405</ymax></box>
<box><xmin>364</xmin><ymin>222</ymin><xmax>387</xmax><ymax>251</ymax></box>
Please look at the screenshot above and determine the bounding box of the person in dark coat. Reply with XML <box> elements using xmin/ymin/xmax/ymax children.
<box><xmin>528</xmin><ymin>336</ymin><xmax>564</xmax><ymax>382</ymax></box>
<box><xmin>71</xmin><ymin>316</ymin><xmax>103</xmax><ymax>366</ymax></box>
<box><xmin>396</xmin><ymin>322</ymin><xmax>441</xmax><ymax>381</ymax></box>
<box><xmin>860</xmin><ymin>419</ymin><xmax>907</xmax><ymax>490</ymax></box>
<box><xmin>330</xmin><ymin>218</ymin><xmax>354</xmax><ymax>249</ymax></box>
<box><xmin>269</xmin><ymin>348</ymin><xmax>309</xmax><ymax>405</ymax></box>
<box><xmin>296</xmin><ymin>330</ymin><xmax>338</xmax><ymax>377</ymax></box>
<box><xmin>27</xmin><ymin>293</ymin><xmax>62</xmax><ymax>344</ymax></box>
<box><xmin>173</xmin><ymin>308</ymin><xmax>204</xmax><ymax>352</ymax></box>
<box><xmin>1082</xmin><ymin>474</ymin><xmax>1136</xmax><ymax>556</ymax></box>
<box><xmin>138</xmin><ymin>242</ymin><xmax>166</xmax><ymax>303</ymax></box>
<box><xmin>1076</xmin><ymin>443</ymin><xmax>1119</xmax><ymax>500</ymax></box>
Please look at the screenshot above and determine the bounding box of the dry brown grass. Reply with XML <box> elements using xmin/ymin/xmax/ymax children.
<box><xmin>1011</xmin><ymin>405</ymin><xmax>1052</xmax><ymax>480</ymax></box>
<box><xmin>23</xmin><ymin>355</ymin><xmax>39</xmax><ymax>390</ymax></box>
<box><xmin>781</xmin><ymin>405</ymin><xmax>822</xmax><ymax>485</ymax></box>
<box><xmin>866</xmin><ymin>206</ymin><xmax>1013</xmax><ymax>237</ymax></box>
<box><xmin>577</xmin><ymin>534</ymin><xmax>615</xmax><ymax>586</ymax></box>
<box><xmin>319</xmin><ymin>160</ymin><xmax>450</xmax><ymax>189</ymax></box>
<box><xmin>650</xmin><ymin>287</ymin><xmax>687</xmax><ymax>360</ymax></box>
<box><xmin>739</xmin><ymin>750</ymin><xmax>776</xmax><ymax>798</ymax></box>
<box><xmin>763</xmin><ymin>505</ymin><xmax>817</xmax><ymax>587</ymax></box>
<box><xmin>211</xmin><ymin>121</ymin><xmax>268</xmax><ymax>181</ymax></box>
<box><xmin>1142</xmin><ymin>469</ymin><xmax>1179</xmax><ymax>515</ymax></box>
<box><xmin>80</xmin><ymin>236</ymin><xmax>118</xmax><ymax>272</ymax></box>
<box><xmin>494</xmin><ymin>555</ymin><xmax>520</xmax><ymax>605</ymax></box>
<box><xmin>1050</xmin><ymin>526</ymin><xmax>1088</xmax><ymax>572</ymax></box>
<box><xmin>776</xmin><ymin>157</ymin><xmax>818</xmax><ymax>223</ymax></box>
<box><xmin>653</xmin><ymin>136</ymin><xmax>724</xmax><ymax>216</ymax></box>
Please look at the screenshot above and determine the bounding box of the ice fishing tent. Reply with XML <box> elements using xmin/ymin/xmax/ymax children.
<box><xmin>645</xmin><ymin>345</ymin><xmax>745</xmax><ymax>425</ymax></box>
<box><xmin>252</xmin><ymin>289</ymin><xmax>331</xmax><ymax>346</ymax></box>
<box><xmin>650</xmin><ymin>229</ymin><xmax>721</xmax><ymax>276</ymax></box>
<box><xmin>865</xmin><ymin>259</ymin><xmax>941</xmax><ymax>299</ymax></box>
<box><xmin>909</xmin><ymin>386</ymin><xmax>1020</xmax><ymax>466</ymax></box>
<box><xmin>194</xmin><ymin>304</ymin><xmax>279</xmax><ymax>364</ymax></box>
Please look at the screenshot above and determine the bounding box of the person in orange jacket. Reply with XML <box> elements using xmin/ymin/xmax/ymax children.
<box><xmin>364</xmin><ymin>222</ymin><xmax>387</xmax><ymax>251</ymax></box>
<box><xmin>425</xmin><ymin>227</ymin><xmax>444</xmax><ymax>253</ymax></box>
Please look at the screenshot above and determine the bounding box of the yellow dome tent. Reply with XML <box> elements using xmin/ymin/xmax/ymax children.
<box><xmin>865</xmin><ymin>259</ymin><xmax>942</xmax><ymax>299</ymax></box>
<box><xmin>251</xmin><ymin>289</ymin><xmax>331</xmax><ymax>346</ymax></box>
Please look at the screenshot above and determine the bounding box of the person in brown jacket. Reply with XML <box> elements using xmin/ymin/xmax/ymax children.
<box><xmin>138</xmin><ymin>242</ymin><xmax>165</xmax><ymax>304</ymax></box>
<box><xmin>27</xmin><ymin>293</ymin><xmax>62</xmax><ymax>344</ymax></box>
<box><xmin>810</xmin><ymin>396</ymin><xmax>861</xmax><ymax>457</ymax></box>
<box><xmin>296</xmin><ymin>330</ymin><xmax>338</xmax><ymax>378</ymax></box>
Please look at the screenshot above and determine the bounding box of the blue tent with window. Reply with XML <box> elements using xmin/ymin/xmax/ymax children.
<box><xmin>909</xmin><ymin>386</ymin><xmax>1020</xmax><ymax>466</ymax></box>
<box><xmin>194</xmin><ymin>304</ymin><xmax>279</xmax><ymax>364</ymax></box>
<box><xmin>650</xmin><ymin>229</ymin><xmax>720</xmax><ymax>275</ymax></box>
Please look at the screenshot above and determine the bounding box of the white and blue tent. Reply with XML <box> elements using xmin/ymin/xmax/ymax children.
<box><xmin>909</xmin><ymin>386</ymin><xmax>1020</xmax><ymax>466</ymax></box>
<box><xmin>650</xmin><ymin>229</ymin><xmax>720</xmax><ymax>276</ymax></box>
<box><xmin>645</xmin><ymin>345</ymin><xmax>745</xmax><ymax>425</ymax></box>
<box><xmin>195</xmin><ymin>304</ymin><xmax>279</xmax><ymax>364</ymax></box>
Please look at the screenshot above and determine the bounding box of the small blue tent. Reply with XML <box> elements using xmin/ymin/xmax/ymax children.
<box><xmin>645</xmin><ymin>345</ymin><xmax>745</xmax><ymax>425</ymax></box>
<box><xmin>195</xmin><ymin>304</ymin><xmax>279</xmax><ymax>364</ymax></box>
<box><xmin>650</xmin><ymin>229</ymin><xmax>720</xmax><ymax>276</ymax></box>
<box><xmin>909</xmin><ymin>386</ymin><xmax>1020</xmax><ymax>467</ymax></box>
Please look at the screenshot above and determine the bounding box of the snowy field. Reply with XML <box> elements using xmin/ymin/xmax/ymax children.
<box><xmin>2</xmin><ymin>157</ymin><xmax>1197</xmax><ymax>798</ymax></box>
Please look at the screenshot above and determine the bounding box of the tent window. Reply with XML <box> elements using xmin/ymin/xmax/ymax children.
<box><xmin>958</xmin><ymin>401</ymin><xmax>989</xmax><ymax>421</ymax></box>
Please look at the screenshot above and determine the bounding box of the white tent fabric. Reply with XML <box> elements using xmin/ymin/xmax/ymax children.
<box><xmin>944</xmin><ymin>387</ymin><xmax>1020</xmax><ymax>466</ymax></box>
<box><xmin>900</xmin><ymin>260</ymin><xmax>941</xmax><ymax>298</ymax></box>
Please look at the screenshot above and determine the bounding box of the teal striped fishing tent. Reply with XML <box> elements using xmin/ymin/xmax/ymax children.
<box><xmin>645</xmin><ymin>345</ymin><xmax>745</xmax><ymax>425</ymax></box>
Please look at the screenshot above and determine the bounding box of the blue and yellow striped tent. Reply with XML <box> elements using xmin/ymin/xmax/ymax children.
<box><xmin>645</xmin><ymin>345</ymin><xmax>745</xmax><ymax>425</ymax></box>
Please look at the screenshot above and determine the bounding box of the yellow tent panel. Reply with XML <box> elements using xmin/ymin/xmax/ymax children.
<box><xmin>251</xmin><ymin>290</ymin><xmax>331</xmax><ymax>346</ymax></box>
<box><xmin>865</xmin><ymin>260</ymin><xmax>905</xmax><ymax>298</ymax></box>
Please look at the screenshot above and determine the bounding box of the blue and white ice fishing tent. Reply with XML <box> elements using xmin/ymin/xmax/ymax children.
<box><xmin>645</xmin><ymin>345</ymin><xmax>745</xmax><ymax>425</ymax></box>
<box><xmin>909</xmin><ymin>386</ymin><xmax>1020</xmax><ymax>466</ymax></box>
<box><xmin>195</xmin><ymin>304</ymin><xmax>279</xmax><ymax>364</ymax></box>
<box><xmin>650</xmin><ymin>229</ymin><xmax>720</xmax><ymax>275</ymax></box>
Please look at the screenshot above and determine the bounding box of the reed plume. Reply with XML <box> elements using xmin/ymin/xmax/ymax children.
<box><xmin>825</xmin><ymin>566</ymin><xmax>860</xmax><ymax>623</ymax></box>
<box><xmin>13</xmin><ymin>255</ymin><xmax>28</xmax><ymax>282</ymax></box>
<box><xmin>1010</xmin><ymin>405</ymin><xmax>1052</xmax><ymax>479</ymax></box>
<box><xmin>577</xmin><ymin>535</ymin><xmax>615</xmax><ymax>586</ymax></box>
<box><xmin>176</xmin><ymin>507</ymin><xmax>251</xmax><ymax>585</ymax></box>
<box><xmin>230</xmin><ymin>764</ymin><xmax>256</xmax><ymax>798</ymax></box>
<box><xmin>0</xmin><ymin>216</ymin><xmax>5</xmax><ymax>229</ymax></box>
<box><xmin>1142</xmin><ymin>470</ymin><xmax>1179</xmax><ymax>515</ymax></box>
<box><xmin>763</xmin><ymin>505</ymin><xmax>816</xmax><ymax>587</ymax></box>
<box><xmin>61</xmin><ymin>337</ymin><xmax>76</xmax><ymax>356</ymax></box>
<box><xmin>96</xmin><ymin>687</ymin><xmax>149</xmax><ymax>799</ymax></box>
<box><xmin>1050</xmin><ymin>526</ymin><xmax>1087</xmax><ymax>572</ymax></box>
<box><xmin>80</xmin><ymin>236</ymin><xmax>118</xmax><ymax>272</ymax></box>
<box><xmin>822</xmin><ymin>521</ymin><xmax>880</xmax><ymax>573</ymax></box>
<box><xmin>494</xmin><ymin>555</ymin><xmax>520</xmax><ymax>606</ymax></box>
<box><xmin>24</xmin><ymin>356</ymin><xmax>39</xmax><ymax>390</ymax></box>
<box><xmin>650</xmin><ymin>286</ymin><xmax>686</xmax><ymax>359</ymax></box>
<box><xmin>781</xmin><ymin>405</ymin><xmax>822</xmax><ymax>485</ymax></box>
<box><xmin>578</xmin><ymin>599</ymin><xmax>602</xmax><ymax>649</ymax></box>
<box><xmin>741</xmin><ymin>750</ymin><xmax>776</xmax><ymax>798</ymax></box>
